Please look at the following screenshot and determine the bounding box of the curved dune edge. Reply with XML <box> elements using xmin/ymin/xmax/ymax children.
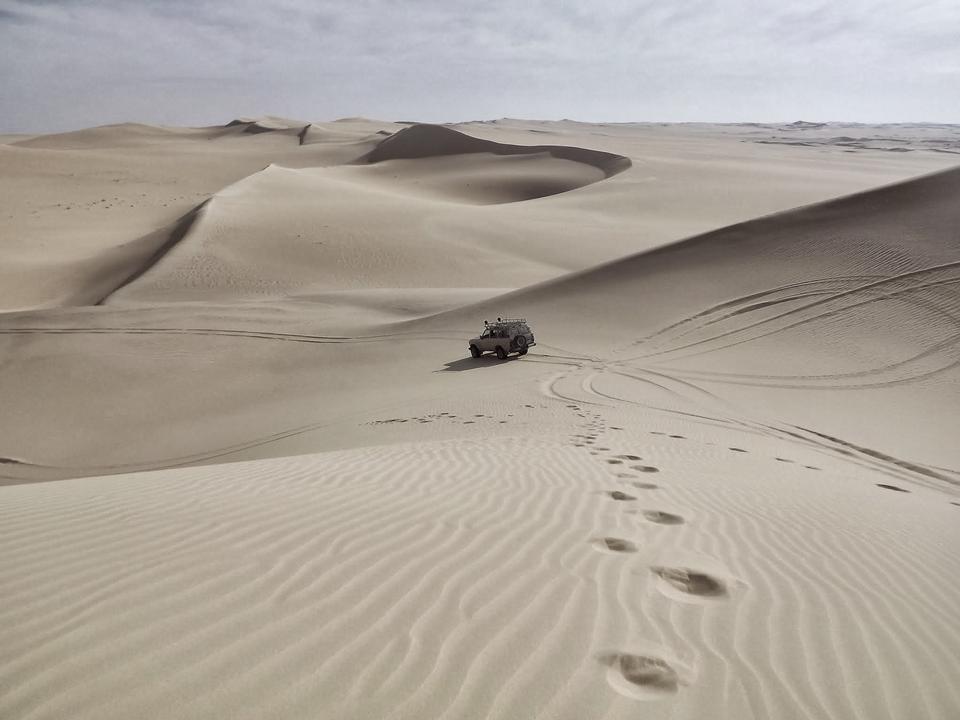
<box><xmin>94</xmin><ymin>201</ymin><xmax>210</xmax><ymax>305</ymax></box>
<box><xmin>421</xmin><ymin>165</ymin><xmax>960</xmax><ymax>321</ymax></box>
<box><xmin>91</xmin><ymin>149</ymin><xmax>618</xmax><ymax>303</ymax></box>
<box><xmin>223</xmin><ymin>116</ymin><xmax>306</xmax><ymax>132</ymax></box>
<box><xmin>356</xmin><ymin>123</ymin><xmax>633</xmax><ymax>178</ymax></box>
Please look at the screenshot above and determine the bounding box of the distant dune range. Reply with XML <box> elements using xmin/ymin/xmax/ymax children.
<box><xmin>1</xmin><ymin>117</ymin><xmax>958</xmax><ymax>720</ymax></box>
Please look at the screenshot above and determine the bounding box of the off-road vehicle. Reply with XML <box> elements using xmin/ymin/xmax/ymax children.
<box><xmin>468</xmin><ymin>318</ymin><xmax>536</xmax><ymax>360</ymax></box>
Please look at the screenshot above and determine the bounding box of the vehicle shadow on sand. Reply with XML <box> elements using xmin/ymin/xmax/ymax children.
<box><xmin>438</xmin><ymin>356</ymin><xmax>519</xmax><ymax>372</ymax></box>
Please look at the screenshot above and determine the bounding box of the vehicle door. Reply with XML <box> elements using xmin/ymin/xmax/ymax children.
<box><xmin>477</xmin><ymin>327</ymin><xmax>495</xmax><ymax>351</ymax></box>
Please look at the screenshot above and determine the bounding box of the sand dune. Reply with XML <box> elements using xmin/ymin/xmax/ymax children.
<box><xmin>419</xmin><ymin>166</ymin><xmax>960</xmax><ymax>466</ymax></box>
<box><xmin>98</xmin><ymin>161</ymin><xmax>578</xmax><ymax>303</ymax></box>
<box><xmin>223</xmin><ymin>116</ymin><xmax>306</xmax><ymax>131</ymax></box>
<box><xmin>1</xmin><ymin>118</ymin><xmax>958</xmax><ymax>719</ymax></box>
<box><xmin>358</xmin><ymin>123</ymin><xmax>632</xmax><ymax>178</ymax></box>
<box><xmin>11</xmin><ymin>122</ymin><xmax>190</xmax><ymax>149</ymax></box>
<box><xmin>349</xmin><ymin>151</ymin><xmax>612</xmax><ymax>204</ymax></box>
<box><xmin>5</xmin><ymin>120</ymin><xmax>953</xmax><ymax>312</ymax></box>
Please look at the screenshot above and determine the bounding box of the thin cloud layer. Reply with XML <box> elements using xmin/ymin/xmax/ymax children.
<box><xmin>1</xmin><ymin>0</ymin><xmax>957</xmax><ymax>131</ymax></box>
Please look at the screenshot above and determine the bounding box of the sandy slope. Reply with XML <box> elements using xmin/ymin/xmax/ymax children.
<box><xmin>1</xmin><ymin>118</ymin><xmax>959</xmax><ymax>719</ymax></box>
<box><xmin>2</xmin><ymin>436</ymin><xmax>958</xmax><ymax>720</ymax></box>
<box><xmin>0</xmin><ymin>118</ymin><xmax>400</xmax><ymax>310</ymax></box>
<box><xmin>419</xmin><ymin>166</ymin><xmax>960</xmax><ymax>468</ymax></box>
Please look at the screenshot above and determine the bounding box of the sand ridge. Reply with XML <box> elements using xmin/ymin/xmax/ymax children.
<box><xmin>358</xmin><ymin>122</ymin><xmax>632</xmax><ymax>177</ymax></box>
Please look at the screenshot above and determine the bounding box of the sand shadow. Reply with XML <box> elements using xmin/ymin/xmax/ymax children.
<box><xmin>437</xmin><ymin>356</ymin><xmax>519</xmax><ymax>372</ymax></box>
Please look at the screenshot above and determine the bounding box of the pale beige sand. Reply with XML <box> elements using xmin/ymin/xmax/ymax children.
<box><xmin>2</xmin><ymin>436</ymin><xmax>958</xmax><ymax>720</ymax></box>
<box><xmin>1</xmin><ymin>118</ymin><xmax>959</xmax><ymax>719</ymax></box>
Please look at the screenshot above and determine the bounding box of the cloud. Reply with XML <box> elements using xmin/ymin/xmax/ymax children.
<box><xmin>0</xmin><ymin>0</ymin><xmax>958</xmax><ymax>131</ymax></box>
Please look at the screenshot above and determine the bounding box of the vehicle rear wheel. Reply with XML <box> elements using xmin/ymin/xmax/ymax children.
<box><xmin>495</xmin><ymin>346</ymin><xmax>507</xmax><ymax>360</ymax></box>
<box><xmin>519</xmin><ymin>348</ymin><xmax>528</xmax><ymax>355</ymax></box>
<box><xmin>469</xmin><ymin>345</ymin><xmax>481</xmax><ymax>358</ymax></box>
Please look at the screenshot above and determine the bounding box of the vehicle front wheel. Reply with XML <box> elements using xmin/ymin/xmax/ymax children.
<box><xmin>469</xmin><ymin>345</ymin><xmax>481</xmax><ymax>358</ymax></box>
<box><xmin>495</xmin><ymin>346</ymin><xmax>507</xmax><ymax>360</ymax></box>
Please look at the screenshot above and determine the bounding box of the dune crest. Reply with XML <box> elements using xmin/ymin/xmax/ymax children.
<box><xmin>346</xmin><ymin>123</ymin><xmax>634</xmax><ymax>203</ymax></box>
<box><xmin>12</xmin><ymin>122</ymin><xmax>184</xmax><ymax>149</ymax></box>
<box><xmin>357</xmin><ymin>123</ymin><xmax>632</xmax><ymax>177</ymax></box>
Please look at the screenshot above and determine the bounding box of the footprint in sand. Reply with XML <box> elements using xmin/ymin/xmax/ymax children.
<box><xmin>606</xmin><ymin>459</ymin><xmax>623</xmax><ymax>465</ymax></box>
<box><xmin>631</xmin><ymin>482</ymin><xmax>659</xmax><ymax>490</ymax></box>
<box><xmin>651</xmin><ymin>566</ymin><xmax>727</xmax><ymax>598</ymax></box>
<box><xmin>877</xmin><ymin>483</ymin><xmax>910</xmax><ymax>493</ymax></box>
<box><xmin>592</xmin><ymin>537</ymin><xmax>639</xmax><ymax>553</ymax></box>
<box><xmin>617</xmin><ymin>454</ymin><xmax>642</xmax><ymax>461</ymax></box>
<box><xmin>642</xmin><ymin>510</ymin><xmax>684</xmax><ymax>525</ymax></box>
<box><xmin>668</xmin><ymin>435</ymin><xmax>685</xmax><ymax>439</ymax></box>
<box><xmin>729</xmin><ymin>447</ymin><xmax>748</xmax><ymax>453</ymax></box>
<box><xmin>775</xmin><ymin>457</ymin><xmax>794</xmax><ymax>463</ymax></box>
<box><xmin>631</xmin><ymin>465</ymin><xmax>660</xmax><ymax>473</ymax></box>
<box><xmin>598</xmin><ymin>652</ymin><xmax>681</xmax><ymax>698</ymax></box>
<box><xmin>804</xmin><ymin>466</ymin><xmax>821</xmax><ymax>471</ymax></box>
<box><xmin>608</xmin><ymin>491</ymin><xmax>636</xmax><ymax>501</ymax></box>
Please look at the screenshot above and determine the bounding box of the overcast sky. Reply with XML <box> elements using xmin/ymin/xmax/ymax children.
<box><xmin>1</xmin><ymin>0</ymin><xmax>958</xmax><ymax>132</ymax></box>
